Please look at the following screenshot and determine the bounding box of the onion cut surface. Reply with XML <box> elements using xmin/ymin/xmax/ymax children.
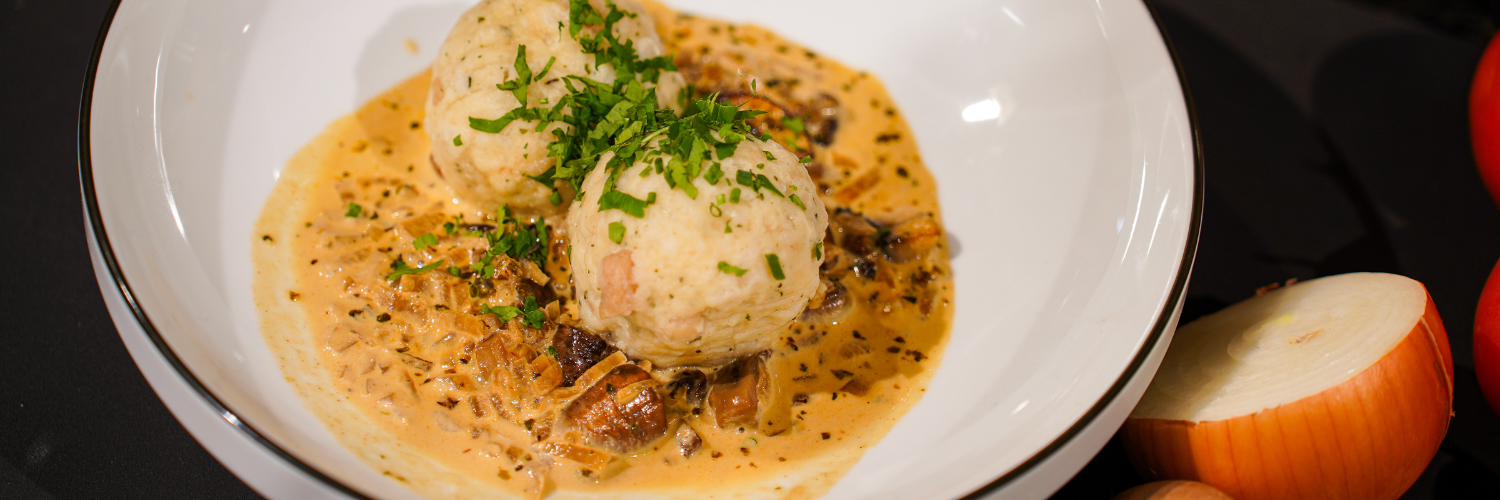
<box><xmin>1124</xmin><ymin>273</ymin><xmax>1454</xmax><ymax>500</ymax></box>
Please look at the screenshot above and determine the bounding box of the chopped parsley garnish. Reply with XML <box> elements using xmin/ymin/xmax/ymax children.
<box><xmin>480</xmin><ymin>304</ymin><xmax>522</xmax><ymax>322</ymax></box>
<box><xmin>799</xmin><ymin>156</ymin><xmax>813</xmax><ymax>164</ymax></box>
<box><xmin>765</xmin><ymin>254</ymin><xmax>785</xmax><ymax>280</ymax></box>
<box><xmin>464</xmin><ymin>0</ymin><xmax>769</xmax><ymax>218</ymax></box>
<box><xmin>598</xmin><ymin>190</ymin><xmax>649</xmax><ymax>217</ymax></box>
<box><xmin>386</xmin><ymin>258</ymin><xmax>446</xmax><ymax>281</ymax></box>
<box><xmin>468</xmin><ymin>115</ymin><xmax>516</xmax><ymax>134</ymax></box>
<box><xmin>608</xmin><ymin>221</ymin><xmax>625</xmax><ymax>243</ymax></box>
<box><xmin>718</xmin><ymin>261</ymin><xmax>748</xmax><ymax>276</ymax></box>
<box><xmin>763</xmin><ymin>150</ymin><xmax>777</xmax><ymax>161</ymax></box>
<box><xmin>470</xmin><ymin>205</ymin><xmax>549</xmax><ymax>272</ymax></box>
<box><xmin>480</xmin><ymin>296</ymin><xmax>547</xmax><ymax>329</ymax></box>
<box><xmin>495</xmin><ymin>44</ymin><xmax>556</xmax><ymax>106</ymax></box>
<box><xmin>781</xmin><ymin>116</ymin><xmax>805</xmax><ymax>134</ymax></box>
<box><xmin>345</xmin><ymin>202</ymin><xmax>363</xmax><ymax>218</ymax></box>
<box><xmin>813</xmin><ymin>242</ymin><xmax>823</xmax><ymax>261</ymax></box>
<box><xmin>412</xmin><ymin>233</ymin><xmax>438</xmax><ymax>250</ymax></box>
<box><xmin>452</xmin><ymin>134</ymin><xmax>463</xmax><ymax>146</ymax></box>
<box><xmin>521</xmin><ymin>296</ymin><xmax>547</xmax><ymax>328</ymax></box>
<box><xmin>789</xmin><ymin>194</ymin><xmax>807</xmax><ymax>211</ymax></box>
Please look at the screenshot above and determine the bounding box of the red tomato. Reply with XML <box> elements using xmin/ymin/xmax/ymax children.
<box><xmin>1476</xmin><ymin>256</ymin><xmax>1500</xmax><ymax>416</ymax></box>
<box><xmin>1471</xmin><ymin>34</ymin><xmax>1500</xmax><ymax>206</ymax></box>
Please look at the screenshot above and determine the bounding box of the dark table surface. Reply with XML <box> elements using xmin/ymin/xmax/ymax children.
<box><xmin>4</xmin><ymin>0</ymin><xmax>1499</xmax><ymax>498</ymax></box>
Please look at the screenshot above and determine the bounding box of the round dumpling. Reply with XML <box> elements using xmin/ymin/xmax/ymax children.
<box><xmin>568</xmin><ymin>139</ymin><xmax>828</xmax><ymax>367</ymax></box>
<box><xmin>427</xmin><ymin>0</ymin><xmax>683</xmax><ymax>214</ymax></box>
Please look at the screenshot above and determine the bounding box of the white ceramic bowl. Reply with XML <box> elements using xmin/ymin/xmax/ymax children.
<box><xmin>81</xmin><ymin>0</ymin><xmax>1200</xmax><ymax>498</ymax></box>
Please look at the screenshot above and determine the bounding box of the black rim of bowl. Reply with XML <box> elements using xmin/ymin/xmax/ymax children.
<box><xmin>75</xmin><ymin>1</ymin><xmax>1204</xmax><ymax>498</ymax></box>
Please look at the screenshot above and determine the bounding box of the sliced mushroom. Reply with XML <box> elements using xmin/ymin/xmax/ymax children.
<box><xmin>800</xmin><ymin>279</ymin><xmax>851</xmax><ymax>324</ymax></box>
<box><xmin>563</xmin><ymin>364</ymin><xmax>668</xmax><ymax>454</ymax></box>
<box><xmin>552</xmin><ymin>325</ymin><xmax>614</xmax><ymax>386</ymax></box>
<box><xmin>830</xmin><ymin>208</ymin><xmax>882</xmax><ymax>256</ymax></box>
<box><xmin>882</xmin><ymin>213</ymin><xmax>942</xmax><ymax>263</ymax></box>
<box><xmin>708</xmin><ymin>355</ymin><xmax>765</xmax><ymax>429</ymax></box>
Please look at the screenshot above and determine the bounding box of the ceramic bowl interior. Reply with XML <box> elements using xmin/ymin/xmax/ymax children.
<box><xmin>85</xmin><ymin>0</ymin><xmax>1196</xmax><ymax>497</ymax></box>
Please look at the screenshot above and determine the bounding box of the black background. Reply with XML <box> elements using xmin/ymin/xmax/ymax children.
<box><xmin>2</xmin><ymin>0</ymin><xmax>1499</xmax><ymax>498</ymax></box>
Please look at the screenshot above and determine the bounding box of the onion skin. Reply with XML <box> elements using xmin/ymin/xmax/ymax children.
<box><xmin>1122</xmin><ymin>290</ymin><xmax>1453</xmax><ymax>500</ymax></box>
<box><xmin>1475</xmin><ymin>257</ymin><xmax>1500</xmax><ymax>416</ymax></box>
<box><xmin>1112</xmin><ymin>480</ymin><xmax>1235</xmax><ymax>500</ymax></box>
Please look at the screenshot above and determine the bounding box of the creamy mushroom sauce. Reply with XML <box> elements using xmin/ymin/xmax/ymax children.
<box><xmin>254</xmin><ymin>4</ymin><xmax>951</xmax><ymax>498</ymax></box>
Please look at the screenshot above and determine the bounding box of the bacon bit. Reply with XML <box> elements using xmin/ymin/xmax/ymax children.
<box><xmin>599</xmin><ymin>250</ymin><xmax>638</xmax><ymax>318</ymax></box>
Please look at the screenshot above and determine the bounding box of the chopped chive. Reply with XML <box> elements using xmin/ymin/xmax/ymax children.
<box><xmin>799</xmin><ymin>156</ymin><xmax>813</xmax><ymax>164</ymax></box>
<box><xmin>763</xmin><ymin>151</ymin><xmax>776</xmax><ymax>161</ymax></box>
<box><xmin>709</xmin><ymin>203</ymin><xmax>722</xmax><ymax>217</ymax></box>
<box><xmin>755</xmin><ymin>174</ymin><xmax>785</xmax><ymax>197</ymax></box>
<box><xmin>344</xmin><ymin>202</ymin><xmax>362</xmax><ymax>218</ymax></box>
<box><xmin>789</xmin><ymin>194</ymin><xmax>807</xmax><ymax>210</ymax></box>
<box><xmin>718</xmin><ymin>261</ymin><xmax>748</xmax><ymax>276</ymax></box>
<box><xmin>608</xmin><ymin>221</ymin><xmax>625</xmax><ymax>244</ymax></box>
<box><xmin>765</xmin><ymin>254</ymin><xmax>785</xmax><ymax>280</ymax></box>
<box><xmin>730</xmin><ymin>187</ymin><xmax>741</xmax><ymax>203</ymax></box>
<box><xmin>704</xmin><ymin>162</ymin><xmax>724</xmax><ymax>184</ymax></box>
<box><xmin>452</xmin><ymin>134</ymin><xmax>463</xmax><ymax>146</ymax></box>
<box><xmin>814</xmin><ymin>242</ymin><xmax>823</xmax><ymax>261</ymax></box>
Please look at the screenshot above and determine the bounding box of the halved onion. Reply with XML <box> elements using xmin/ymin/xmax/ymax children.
<box><xmin>1123</xmin><ymin>273</ymin><xmax>1454</xmax><ymax>500</ymax></box>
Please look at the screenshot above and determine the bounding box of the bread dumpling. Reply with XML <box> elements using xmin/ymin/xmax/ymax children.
<box><xmin>427</xmin><ymin>0</ymin><xmax>683</xmax><ymax>214</ymax></box>
<box><xmin>568</xmin><ymin>139</ymin><xmax>828</xmax><ymax>367</ymax></box>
